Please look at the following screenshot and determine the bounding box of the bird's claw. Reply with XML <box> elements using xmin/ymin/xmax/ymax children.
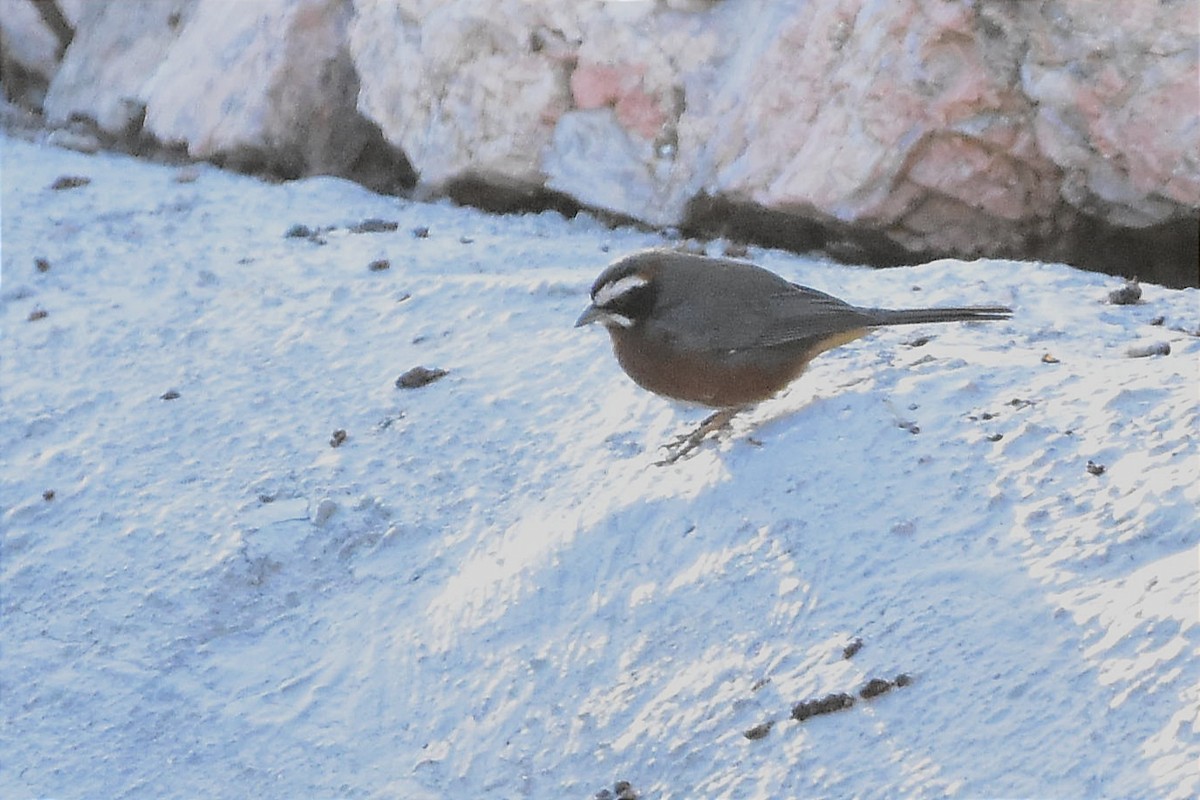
<box><xmin>655</xmin><ymin>409</ymin><xmax>739</xmax><ymax>466</ymax></box>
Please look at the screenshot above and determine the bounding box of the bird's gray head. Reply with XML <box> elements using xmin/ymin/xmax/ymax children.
<box><xmin>575</xmin><ymin>252</ymin><xmax>662</xmax><ymax>329</ymax></box>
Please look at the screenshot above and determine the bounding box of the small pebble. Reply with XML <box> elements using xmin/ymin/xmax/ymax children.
<box><xmin>396</xmin><ymin>366</ymin><xmax>448</xmax><ymax>389</ymax></box>
<box><xmin>613</xmin><ymin>780</ymin><xmax>637</xmax><ymax>800</ymax></box>
<box><xmin>28</xmin><ymin>308</ymin><xmax>48</xmax><ymax>321</ymax></box>
<box><xmin>1041</xmin><ymin>353</ymin><xmax>1060</xmax><ymax>364</ymax></box>
<box><xmin>1149</xmin><ymin>315</ymin><xmax>1165</xmax><ymax>326</ymax></box>
<box><xmin>743</xmin><ymin>721</ymin><xmax>774</xmax><ymax>740</ymax></box>
<box><xmin>313</xmin><ymin>497</ymin><xmax>338</xmax><ymax>525</ymax></box>
<box><xmin>1086</xmin><ymin>460</ymin><xmax>1106</xmax><ymax>476</ymax></box>
<box><xmin>842</xmin><ymin>638</ymin><xmax>864</xmax><ymax>660</ymax></box>
<box><xmin>47</xmin><ymin>128</ymin><xmax>101</xmax><ymax>154</ymax></box>
<box><xmin>791</xmin><ymin>692</ymin><xmax>854</xmax><ymax>722</ymax></box>
<box><xmin>330</xmin><ymin>429</ymin><xmax>348</xmax><ymax>447</ymax></box>
<box><xmin>35</xmin><ymin>257</ymin><xmax>51</xmax><ymax>272</ymax></box>
<box><xmin>1126</xmin><ymin>341</ymin><xmax>1170</xmax><ymax>358</ymax></box>
<box><xmin>285</xmin><ymin>223</ymin><xmax>313</xmax><ymax>238</ymax></box>
<box><xmin>411</xmin><ymin>226</ymin><xmax>430</xmax><ymax>239</ymax></box>
<box><xmin>859</xmin><ymin>678</ymin><xmax>895</xmax><ymax>699</ymax></box>
<box><xmin>1107</xmin><ymin>279</ymin><xmax>1142</xmax><ymax>305</ymax></box>
<box><xmin>351</xmin><ymin>218</ymin><xmax>398</xmax><ymax>233</ymax></box>
<box><xmin>49</xmin><ymin>175</ymin><xmax>91</xmax><ymax>190</ymax></box>
<box><xmin>160</xmin><ymin>390</ymin><xmax>181</xmax><ymax>400</ymax></box>
<box><xmin>43</xmin><ymin>489</ymin><xmax>56</xmax><ymax>501</ymax></box>
<box><xmin>368</xmin><ymin>259</ymin><xmax>391</xmax><ymax>272</ymax></box>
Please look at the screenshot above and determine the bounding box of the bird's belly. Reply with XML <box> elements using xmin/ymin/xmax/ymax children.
<box><xmin>612</xmin><ymin>339</ymin><xmax>796</xmax><ymax>408</ymax></box>
<box><xmin>610</xmin><ymin>328</ymin><xmax>867</xmax><ymax>408</ymax></box>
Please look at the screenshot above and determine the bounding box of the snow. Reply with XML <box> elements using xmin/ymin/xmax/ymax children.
<box><xmin>2</xmin><ymin>131</ymin><xmax>1198</xmax><ymax>799</ymax></box>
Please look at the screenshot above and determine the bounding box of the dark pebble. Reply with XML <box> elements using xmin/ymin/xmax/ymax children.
<box><xmin>743</xmin><ymin>721</ymin><xmax>774</xmax><ymax>740</ymax></box>
<box><xmin>791</xmin><ymin>692</ymin><xmax>854</xmax><ymax>722</ymax></box>
<box><xmin>859</xmin><ymin>678</ymin><xmax>895</xmax><ymax>699</ymax></box>
<box><xmin>1108</xmin><ymin>279</ymin><xmax>1142</xmax><ymax>305</ymax></box>
<box><xmin>396</xmin><ymin>366</ymin><xmax>448</xmax><ymax>389</ymax></box>
<box><xmin>351</xmin><ymin>218</ymin><xmax>399</xmax><ymax>233</ymax></box>
<box><xmin>1126</xmin><ymin>341</ymin><xmax>1170</xmax><ymax>358</ymax></box>
<box><xmin>842</xmin><ymin>638</ymin><xmax>863</xmax><ymax>660</ymax></box>
<box><xmin>50</xmin><ymin>175</ymin><xmax>91</xmax><ymax>190</ymax></box>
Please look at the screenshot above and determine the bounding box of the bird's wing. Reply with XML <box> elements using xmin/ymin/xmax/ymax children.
<box><xmin>743</xmin><ymin>284</ymin><xmax>875</xmax><ymax>350</ymax></box>
<box><xmin>647</xmin><ymin>259</ymin><xmax>873</xmax><ymax>354</ymax></box>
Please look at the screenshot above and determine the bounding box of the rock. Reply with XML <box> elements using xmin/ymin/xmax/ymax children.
<box><xmin>47</xmin><ymin>127</ymin><xmax>102</xmax><ymax>153</ymax></box>
<box><xmin>1019</xmin><ymin>0</ymin><xmax>1199</xmax><ymax>227</ymax></box>
<box><xmin>395</xmin><ymin>366</ymin><xmax>448</xmax><ymax>389</ymax></box>
<box><xmin>312</xmin><ymin>497</ymin><xmax>338</xmax><ymax>526</ymax></box>
<box><xmin>0</xmin><ymin>0</ymin><xmax>64</xmax><ymax>90</ymax></box>
<box><xmin>24</xmin><ymin>0</ymin><xmax>1198</xmax><ymax>283</ymax></box>
<box><xmin>350</xmin><ymin>0</ymin><xmax>579</xmax><ymax>190</ymax></box>
<box><xmin>688</xmin><ymin>1</ymin><xmax>1064</xmax><ymax>259</ymax></box>
<box><xmin>43</xmin><ymin>0</ymin><xmax>191</xmax><ymax>135</ymax></box>
<box><xmin>1125</xmin><ymin>341</ymin><xmax>1170</xmax><ymax>359</ymax></box>
<box><xmin>1107</xmin><ymin>279</ymin><xmax>1142</xmax><ymax>305</ymax></box>
<box><xmin>544</xmin><ymin>109</ymin><xmax>672</xmax><ymax>224</ymax></box>
<box><xmin>142</xmin><ymin>0</ymin><xmax>380</xmax><ymax>179</ymax></box>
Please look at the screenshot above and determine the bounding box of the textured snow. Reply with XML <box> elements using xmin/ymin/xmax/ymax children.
<box><xmin>2</xmin><ymin>133</ymin><xmax>1198</xmax><ymax>799</ymax></box>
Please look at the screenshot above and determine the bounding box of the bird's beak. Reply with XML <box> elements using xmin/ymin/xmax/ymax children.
<box><xmin>575</xmin><ymin>304</ymin><xmax>604</xmax><ymax>327</ymax></box>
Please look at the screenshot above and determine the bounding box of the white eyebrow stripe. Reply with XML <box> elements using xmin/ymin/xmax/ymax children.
<box><xmin>594</xmin><ymin>274</ymin><xmax>649</xmax><ymax>307</ymax></box>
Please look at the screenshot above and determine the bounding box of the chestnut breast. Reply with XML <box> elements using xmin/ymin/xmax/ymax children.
<box><xmin>606</xmin><ymin>324</ymin><xmax>866</xmax><ymax>407</ymax></box>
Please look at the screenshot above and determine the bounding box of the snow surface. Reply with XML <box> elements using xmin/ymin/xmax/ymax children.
<box><xmin>2</xmin><ymin>132</ymin><xmax>1198</xmax><ymax>799</ymax></box>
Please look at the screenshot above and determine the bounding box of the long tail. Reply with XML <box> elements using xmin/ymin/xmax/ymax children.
<box><xmin>864</xmin><ymin>305</ymin><xmax>1012</xmax><ymax>327</ymax></box>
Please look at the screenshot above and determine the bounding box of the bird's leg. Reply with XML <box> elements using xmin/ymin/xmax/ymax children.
<box><xmin>656</xmin><ymin>407</ymin><xmax>741</xmax><ymax>466</ymax></box>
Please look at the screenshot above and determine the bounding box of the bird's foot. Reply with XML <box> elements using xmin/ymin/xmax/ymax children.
<box><xmin>655</xmin><ymin>408</ymin><xmax>739</xmax><ymax>466</ymax></box>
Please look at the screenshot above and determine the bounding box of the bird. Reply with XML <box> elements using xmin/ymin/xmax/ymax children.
<box><xmin>575</xmin><ymin>248</ymin><xmax>1012</xmax><ymax>462</ymax></box>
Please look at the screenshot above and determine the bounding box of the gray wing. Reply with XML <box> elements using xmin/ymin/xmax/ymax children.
<box><xmin>750</xmin><ymin>284</ymin><xmax>876</xmax><ymax>350</ymax></box>
<box><xmin>647</xmin><ymin>257</ymin><xmax>874</xmax><ymax>353</ymax></box>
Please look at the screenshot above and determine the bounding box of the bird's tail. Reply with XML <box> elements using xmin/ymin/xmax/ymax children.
<box><xmin>865</xmin><ymin>305</ymin><xmax>1012</xmax><ymax>327</ymax></box>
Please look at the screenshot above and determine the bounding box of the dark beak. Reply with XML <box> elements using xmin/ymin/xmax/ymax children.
<box><xmin>575</xmin><ymin>305</ymin><xmax>604</xmax><ymax>327</ymax></box>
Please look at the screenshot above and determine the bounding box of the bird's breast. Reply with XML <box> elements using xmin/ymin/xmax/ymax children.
<box><xmin>607</xmin><ymin>327</ymin><xmax>808</xmax><ymax>408</ymax></box>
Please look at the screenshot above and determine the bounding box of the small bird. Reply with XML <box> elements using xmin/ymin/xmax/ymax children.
<box><xmin>576</xmin><ymin>248</ymin><xmax>1012</xmax><ymax>460</ymax></box>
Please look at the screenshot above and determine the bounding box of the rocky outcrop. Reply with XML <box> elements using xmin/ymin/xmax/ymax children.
<box><xmin>141</xmin><ymin>0</ymin><xmax>389</xmax><ymax>183</ymax></box>
<box><xmin>3</xmin><ymin>0</ymin><xmax>1196</xmax><ymax>285</ymax></box>
<box><xmin>41</xmin><ymin>0</ymin><xmax>189</xmax><ymax>135</ymax></box>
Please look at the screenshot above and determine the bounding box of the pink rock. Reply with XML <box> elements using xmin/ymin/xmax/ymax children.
<box><xmin>570</xmin><ymin>63</ymin><xmax>667</xmax><ymax>140</ymax></box>
<box><xmin>27</xmin><ymin>0</ymin><xmax>1196</xmax><ymax>278</ymax></box>
<box><xmin>570</xmin><ymin>64</ymin><xmax>626</xmax><ymax>111</ymax></box>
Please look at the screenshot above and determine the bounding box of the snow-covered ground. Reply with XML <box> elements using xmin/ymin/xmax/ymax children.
<box><xmin>2</xmin><ymin>132</ymin><xmax>1197</xmax><ymax>799</ymax></box>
